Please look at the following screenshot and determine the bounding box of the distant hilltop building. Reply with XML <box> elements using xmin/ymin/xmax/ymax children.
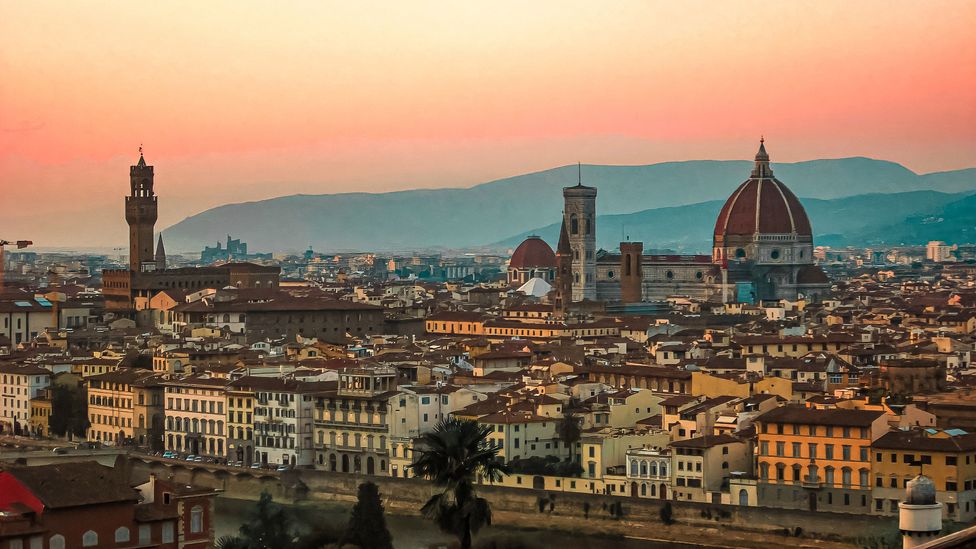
<box><xmin>926</xmin><ymin>241</ymin><xmax>956</xmax><ymax>263</ymax></box>
<box><xmin>103</xmin><ymin>152</ymin><xmax>280</xmax><ymax>317</ymax></box>
<box><xmin>200</xmin><ymin>234</ymin><xmax>272</xmax><ymax>264</ymax></box>
<box><xmin>514</xmin><ymin>141</ymin><xmax>830</xmax><ymax>310</ymax></box>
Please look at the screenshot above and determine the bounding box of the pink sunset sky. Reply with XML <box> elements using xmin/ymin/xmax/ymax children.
<box><xmin>2</xmin><ymin>0</ymin><xmax>975</xmax><ymax>247</ymax></box>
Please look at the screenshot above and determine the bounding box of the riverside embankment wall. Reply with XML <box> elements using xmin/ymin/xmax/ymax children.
<box><xmin>126</xmin><ymin>457</ymin><xmax>898</xmax><ymax>543</ymax></box>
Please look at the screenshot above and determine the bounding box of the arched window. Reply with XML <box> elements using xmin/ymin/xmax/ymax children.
<box><xmin>859</xmin><ymin>468</ymin><xmax>869</xmax><ymax>487</ymax></box>
<box><xmin>824</xmin><ymin>466</ymin><xmax>835</xmax><ymax>485</ymax></box>
<box><xmin>82</xmin><ymin>530</ymin><xmax>98</xmax><ymax>547</ymax></box>
<box><xmin>775</xmin><ymin>463</ymin><xmax>785</xmax><ymax>481</ymax></box>
<box><xmin>115</xmin><ymin>527</ymin><xmax>130</xmax><ymax>543</ymax></box>
<box><xmin>570</xmin><ymin>214</ymin><xmax>579</xmax><ymax>235</ymax></box>
<box><xmin>190</xmin><ymin>505</ymin><xmax>204</xmax><ymax>533</ymax></box>
<box><xmin>50</xmin><ymin>535</ymin><xmax>65</xmax><ymax>549</ymax></box>
<box><xmin>842</xmin><ymin>467</ymin><xmax>852</xmax><ymax>487</ymax></box>
<box><xmin>630</xmin><ymin>460</ymin><xmax>639</xmax><ymax>476</ymax></box>
<box><xmin>759</xmin><ymin>462</ymin><xmax>769</xmax><ymax>481</ymax></box>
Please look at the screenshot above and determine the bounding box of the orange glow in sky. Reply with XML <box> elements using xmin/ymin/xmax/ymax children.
<box><xmin>1</xmin><ymin>1</ymin><xmax>975</xmax><ymax>247</ymax></box>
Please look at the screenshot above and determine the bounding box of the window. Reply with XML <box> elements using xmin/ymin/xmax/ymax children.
<box><xmin>49</xmin><ymin>536</ymin><xmax>65</xmax><ymax>549</ymax></box>
<box><xmin>115</xmin><ymin>527</ymin><xmax>130</xmax><ymax>543</ymax></box>
<box><xmin>947</xmin><ymin>456</ymin><xmax>958</xmax><ymax>466</ymax></box>
<box><xmin>162</xmin><ymin>522</ymin><xmax>175</xmax><ymax>543</ymax></box>
<box><xmin>191</xmin><ymin>505</ymin><xmax>204</xmax><ymax>533</ymax></box>
<box><xmin>82</xmin><ymin>531</ymin><xmax>98</xmax><ymax>547</ymax></box>
<box><xmin>139</xmin><ymin>524</ymin><xmax>151</xmax><ymax>544</ymax></box>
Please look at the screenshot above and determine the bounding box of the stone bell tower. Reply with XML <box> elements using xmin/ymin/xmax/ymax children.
<box><xmin>563</xmin><ymin>164</ymin><xmax>597</xmax><ymax>301</ymax></box>
<box><xmin>126</xmin><ymin>150</ymin><xmax>158</xmax><ymax>272</ymax></box>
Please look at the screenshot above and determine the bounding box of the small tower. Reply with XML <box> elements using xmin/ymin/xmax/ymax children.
<box><xmin>155</xmin><ymin>234</ymin><xmax>167</xmax><ymax>271</ymax></box>
<box><xmin>619</xmin><ymin>241</ymin><xmax>643</xmax><ymax>303</ymax></box>
<box><xmin>563</xmin><ymin>164</ymin><xmax>597</xmax><ymax>301</ymax></box>
<box><xmin>553</xmin><ymin>218</ymin><xmax>573</xmax><ymax>316</ymax></box>
<box><xmin>125</xmin><ymin>150</ymin><xmax>158</xmax><ymax>272</ymax></box>
<box><xmin>899</xmin><ymin>474</ymin><xmax>942</xmax><ymax>548</ymax></box>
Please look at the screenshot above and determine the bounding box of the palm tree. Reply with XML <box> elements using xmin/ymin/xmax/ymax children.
<box><xmin>556</xmin><ymin>402</ymin><xmax>582</xmax><ymax>463</ymax></box>
<box><xmin>411</xmin><ymin>417</ymin><xmax>508</xmax><ymax>549</ymax></box>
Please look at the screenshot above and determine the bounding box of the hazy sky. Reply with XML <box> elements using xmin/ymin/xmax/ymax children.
<box><xmin>2</xmin><ymin>1</ymin><xmax>975</xmax><ymax>247</ymax></box>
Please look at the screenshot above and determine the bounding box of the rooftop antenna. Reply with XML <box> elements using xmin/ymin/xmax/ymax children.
<box><xmin>577</xmin><ymin>161</ymin><xmax>582</xmax><ymax>186</ymax></box>
<box><xmin>139</xmin><ymin>143</ymin><xmax>143</xmax><ymax>156</ymax></box>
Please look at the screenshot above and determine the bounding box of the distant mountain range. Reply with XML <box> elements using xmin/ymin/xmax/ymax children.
<box><xmin>495</xmin><ymin>190</ymin><xmax>976</xmax><ymax>254</ymax></box>
<box><xmin>160</xmin><ymin>158</ymin><xmax>976</xmax><ymax>253</ymax></box>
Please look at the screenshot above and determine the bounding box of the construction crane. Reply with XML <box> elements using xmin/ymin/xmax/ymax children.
<box><xmin>0</xmin><ymin>239</ymin><xmax>33</xmax><ymax>289</ymax></box>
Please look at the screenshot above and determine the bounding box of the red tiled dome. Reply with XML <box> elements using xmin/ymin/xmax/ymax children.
<box><xmin>714</xmin><ymin>142</ymin><xmax>812</xmax><ymax>238</ymax></box>
<box><xmin>510</xmin><ymin>236</ymin><xmax>556</xmax><ymax>269</ymax></box>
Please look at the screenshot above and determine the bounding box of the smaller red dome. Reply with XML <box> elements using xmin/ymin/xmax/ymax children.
<box><xmin>510</xmin><ymin>236</ymin><xmax>556</xmax><ymax>269</ymax></box>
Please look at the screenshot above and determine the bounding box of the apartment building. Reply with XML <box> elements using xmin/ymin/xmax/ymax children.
<box><xmin>0</xmin><ymin>363</ymin><xmax>51</xmax><ymax>434</ymax></box>
<box><xmin>755</xmin><ymin>405</ymin><xmax>889</xmax><ymax>514</ymax></box>
<box><xmin>87</xmin><ymin>368</ymin><xmax>164</xmax><ymax>446</ymax></box>
<box><xmin>313</xmin><ymin>368</ymin><xmax>397</xmax><ymax>475</ymax></box>
<box><xmin>163</xmin><ymin>375</ymin><xmax>229</xmax><ymax>458</ymax></box>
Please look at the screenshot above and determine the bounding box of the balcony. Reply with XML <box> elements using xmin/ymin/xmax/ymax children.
<box><xmin>315</xmin><ymin>419</ymin><xmax>387</xmax><ymax>432</ymax></box>
<box><xmin>801</xmin><ymin>475</ymin><xmax>823</xmax><ymax>489</ymax></box>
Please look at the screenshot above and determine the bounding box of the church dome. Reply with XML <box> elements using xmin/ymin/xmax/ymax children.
<box><xmin>510</xmin><ymin>236</ymin><xmax>556</xmax><ymax>269</ymax></box>
<box><xmin>714</xmin><ymin>141</ymin><xmax>812</xmax><ymax>239</ymax></box>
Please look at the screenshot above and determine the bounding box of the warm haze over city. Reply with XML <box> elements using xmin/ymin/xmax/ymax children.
<box><xmin>2</xmin><ymin>2</ymin><xmax>976</xmax><ymax>549</ymax></box>
<box><xmin>2</xmin><ymin>1</ymin><xmax>975</xmax><ymax>247</ymax></box>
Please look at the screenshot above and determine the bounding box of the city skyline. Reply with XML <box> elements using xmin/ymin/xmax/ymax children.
<box><xmin>2</xmin><ymin>0</ymin><xmax>975</xmax><ymax>247</ymax></box>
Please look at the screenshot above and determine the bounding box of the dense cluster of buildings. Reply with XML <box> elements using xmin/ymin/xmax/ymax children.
<box><xmin>2</xmin><ymin>145</ymin><xmax>976</xmax><ymax>543</ymax></box>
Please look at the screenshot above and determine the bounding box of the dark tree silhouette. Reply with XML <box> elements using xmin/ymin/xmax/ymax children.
<box><xmin>49</xmin><ymin>383</ymin><xmax>89</xmax><ymax>439</ymax></box>
<box><xmin>344</xmin><ymin>482</ymin><xmax>394</xmax><ymax>549</ymax></box>
<box><xmin>411</xmin><ymin>418</ymin><xmax>508</xmax><ymax>549</ymax></box>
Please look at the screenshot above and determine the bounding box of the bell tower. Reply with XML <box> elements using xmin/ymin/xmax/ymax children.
<box><xmin>125</xmin><ymin>150</ymin><xmax>158</xmax><ymax>272</ymax></box>
<box><xmin>563</xmin><ymin>163</ymin><xmax>597</xmax><ymax>301</ymax></box>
